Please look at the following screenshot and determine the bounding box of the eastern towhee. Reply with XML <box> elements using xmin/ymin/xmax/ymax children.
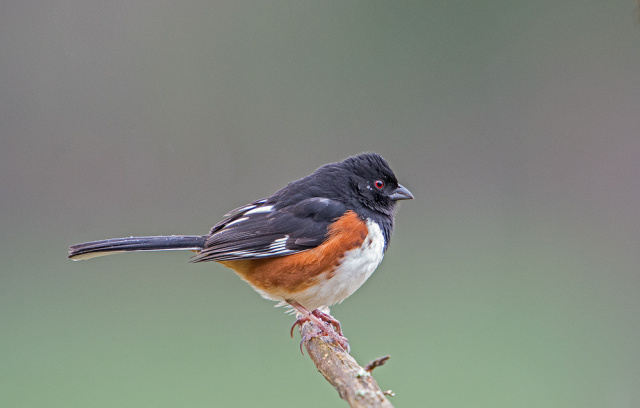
<box><xmin>69</xmin><ymin>153</ymin><xmax>413</xmax><ymax>352</ymax></box>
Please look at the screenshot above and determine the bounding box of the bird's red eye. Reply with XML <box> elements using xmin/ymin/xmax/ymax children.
<box><xmin>374</xmin><ymin>180</ymin><xmax>384</xmax><ymax>189</ymax></box>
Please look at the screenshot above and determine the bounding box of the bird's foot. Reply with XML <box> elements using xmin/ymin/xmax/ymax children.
<box><xmin>288</xmin><ymin>303</ymin><xmax>350</xmax><ymax>354</ymax></box>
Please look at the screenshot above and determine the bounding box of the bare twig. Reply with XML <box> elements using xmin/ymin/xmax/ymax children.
<box><xmin>364</xmin><ymin>356</ymin><xmax>390</xmax><ymax>373</ymax></box>
<box><xmin>298</xmin><ymin>316</ymin><xmax>395</xmax><ymax>408</ymax></box>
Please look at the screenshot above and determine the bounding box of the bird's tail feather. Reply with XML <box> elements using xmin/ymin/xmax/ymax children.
<box><xmin>68</xmin><ymin>235</ymin><xmax>207</xmax><ymax>260</ymax></box>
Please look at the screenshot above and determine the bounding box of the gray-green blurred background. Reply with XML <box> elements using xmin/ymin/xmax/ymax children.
<box><xmin>2</xmin><ymin>1</ymin><xmax>639</xmax><ymax>407</ymax></box>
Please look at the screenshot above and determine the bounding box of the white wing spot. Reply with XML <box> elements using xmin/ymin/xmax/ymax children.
<box><xmin>245</xmin><ymin>205</ymin><xmax>274</xmax><ymax>215</ymax></box>
<box><xmin>266</xmin><ymin>235</ymin><xmax>291</xmax><ymax>255</ymax></box>
<box><xmin>225</xmin><ymin>217</ymin><xmax>248</xmax><ymax>227</ymax></box>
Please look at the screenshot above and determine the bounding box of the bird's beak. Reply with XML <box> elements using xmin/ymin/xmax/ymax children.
<box><xmin>389</xmin><ymin>184</ymin><xmax>414</xmax><ymax>201</ymax></box>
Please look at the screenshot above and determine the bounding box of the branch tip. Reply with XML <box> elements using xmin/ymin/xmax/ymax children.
<box><xmin>364</xmin><ymin>355</ymin><xmax>390</xmax><ymax>373</ymax></box>
<box><xmin>297</xmin><ymin>309</ymin><xmax>395</xmax><ymax>407</ymax></box>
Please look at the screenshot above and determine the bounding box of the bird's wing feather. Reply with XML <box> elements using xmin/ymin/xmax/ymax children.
<box><xmin>192</xmin><ymin>197</ymin><xmax>346</xmax><ymax>262</ymax></box>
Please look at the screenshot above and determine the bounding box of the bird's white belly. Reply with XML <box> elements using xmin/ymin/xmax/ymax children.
<box><xmin>289</xmin><ymin>219</ymin><xmax>385</xmax><ymax>311</ymax></box>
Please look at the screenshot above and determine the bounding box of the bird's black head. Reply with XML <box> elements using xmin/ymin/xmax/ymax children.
<box><xmin>339</xmin><ymin>153</ymin><xmax>413</xmax><ymax>217</ymax></box>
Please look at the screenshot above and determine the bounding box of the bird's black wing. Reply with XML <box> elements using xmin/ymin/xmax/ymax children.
<box><xmin>191</xmin><ymin>197</ymin><xmax>346</xmax><ymax>262</ymax></box>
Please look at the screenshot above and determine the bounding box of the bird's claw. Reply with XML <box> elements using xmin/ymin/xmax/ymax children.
<box><xmin>290</xmin><ymin>310</ymin><xmax>350</xmax><ymax>354</ymax></box>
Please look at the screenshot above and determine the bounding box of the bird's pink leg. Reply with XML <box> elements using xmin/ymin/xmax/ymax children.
<box><xmin>288</xmin><ymin>301</ymin><xmax>350</xmax><ymax>353</ymax></box>
<box><xmin>310</xmin><ymin>308</ymin><xmax>343</xmax><ymax>335</ymax></box>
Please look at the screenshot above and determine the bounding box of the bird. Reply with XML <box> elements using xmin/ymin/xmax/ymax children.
<box><xmin>68</xmin><ymin>153</ymin><xmax>413</xmax><ymax>352</ymax></box>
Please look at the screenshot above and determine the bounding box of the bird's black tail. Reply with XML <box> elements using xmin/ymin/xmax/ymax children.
<box><xmin>68</xmin><ymin>235</ymin><xmax>207</xmax><ymax>260</ymax></box>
